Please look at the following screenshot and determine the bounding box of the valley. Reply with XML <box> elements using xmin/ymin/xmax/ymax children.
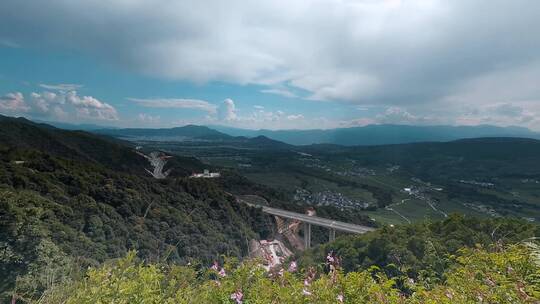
<box><xmin>105</xmin><ymin>126</ymin><xmax>540</xmax><ymax>225</ymax></box>
<box><xmin>1</xmin><ymin>117</ymin><xmax>539</xmax><ymax>303</ymax></box>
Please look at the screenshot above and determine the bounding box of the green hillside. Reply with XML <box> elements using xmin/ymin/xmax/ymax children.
<box><xmin>0</xmin><ymin>117</ymin><xmax>274</xmax><ymax>301</ymax></box>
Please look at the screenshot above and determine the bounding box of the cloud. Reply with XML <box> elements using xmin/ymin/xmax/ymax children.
<box><xmin>2</xmin><ymin>1</ymin><xmax>540</xmax><ymax>130</ymax></box>
<box><xmin>217</xmin><ymin>98</ymin><xmax>237</xmax><ymax>121</ymax></box>
<box><xmin>39</xmin><ymin>83</ymin><xmax>83</xmax><ymax>91</ymax></box>
<box><xmin>137</xmin><ymin>113</ymin><xmax>160</xmax><ymax>124</ymax></box>
<box><xmin>2</xmin><ymin>90</ymin><xmax>118</xmax><ymax>121</ymax></box>
<box><xmin>260</xmin><ymin>88</ymin><xmax>297</xmax><ymax>98</ymax></box>
<box><xmin>0</xmin><ymin>38</ymin><xmax>20</xmax><ymax>48</ymax></box>
<box><xmin>286</xmin><ymin>114</ymin><xmax>304</xmax><ymax>120</ymax></box>
<box><xmin>0</xmin><ymin>92</ymin><xmax>29</xmax><ymax>112</ymax></box>
<box><xmin>2</xmin><ymin>1</ymin><xmax>539</xmax><ymax>109</ymax></box>
<box><xmin>492</xmin><ymin>103</ymin><xmax>524</xmax><ymax>117</ymax></box>
<box><xmin>128</xmin><ymin>98</ymin><xmax>217</xmax><ymax>114</ymax></box>
<box><xmin>375</xmin><ymin>107</ymin><xmax>419</xmax><ymax>124</ymax></box>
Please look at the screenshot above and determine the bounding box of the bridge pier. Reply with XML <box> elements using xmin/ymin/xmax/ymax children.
<box><xmin>304</xmin><ymin>222</ymin><xmax>311</xmax><ymax>249</ymax></box>
<box><xmin>329</xmin><ymin>228</ymin><xmax>336</xmax><ymax>242</ymax></box>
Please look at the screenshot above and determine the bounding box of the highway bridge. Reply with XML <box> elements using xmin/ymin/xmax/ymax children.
<box><xmin>258</xmin><ymin>205</ymin><xmax>376</xmax><ymax>248</ymax></box>
<box><xmin>234</xmin><ymin>194</ymin><xmax>376</xmax><ymax>248</ymax></box>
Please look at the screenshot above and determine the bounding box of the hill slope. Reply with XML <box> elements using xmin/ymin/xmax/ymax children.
<box><xmin>0</xmin><ymin>116</ymin><xmax>273</xmax><ymax>300</ymax></box>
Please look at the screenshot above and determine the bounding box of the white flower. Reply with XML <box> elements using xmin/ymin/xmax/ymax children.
<box><xmin>302</xmin><ymin>288</ymin><xmax>312</xmax><ymax>296</ymax></box>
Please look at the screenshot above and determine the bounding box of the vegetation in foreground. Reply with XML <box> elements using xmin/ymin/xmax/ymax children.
<box><xmin>31</xmin><ymin>244</ymin><xmax>540</xmax><ymax>303</ymax></box>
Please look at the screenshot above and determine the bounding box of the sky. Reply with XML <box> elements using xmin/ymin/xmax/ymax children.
<box><xmin>0</xmin><ymin>0</ymin><xmax>540</xmax><ymax>130</ymax></box>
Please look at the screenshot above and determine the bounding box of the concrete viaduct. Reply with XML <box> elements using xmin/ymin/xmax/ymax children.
<box><xmin>258</xmin><ymin>206</ymin><xmax>376</xmax><ymax>249</ymax></box>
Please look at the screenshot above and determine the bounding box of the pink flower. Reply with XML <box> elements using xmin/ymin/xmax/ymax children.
<box><xmin>326</xmin><ymin>253</ymin><xmax>335</xmax><ymax>263</ymax></box>
<box><xmin>302</xmin><ymin>288</ymin><xmax>312</xmax><ymax>296</ymax></box>
<box><xmin>230</xmin><ymin>289</ymin><xmax>243</xmax><ymax>304</ymax></box>
<box><xmin>304</xmin><ymin>279</ymin><xmax>310</xmax><ymax>286</ymax></box>
<box><xmin>337</xmin><ymin>293</ymin><xmax>344</xmax><ymax>302</ymax></box>
<box><xmin>211</xmin><ymin>261</ymin><xmax>219</xmax><ymax>271</ymax></box>
<box><xmin>278</xmin><ymin>268</ymin><xmax>284</xmax><ymax>277</ymax></box>
<box><xmin>219</xmin><ymin>267</ymin><xmax>227</xmax><ymax>277</ymax></box>
<box><xmin>288</xmin><ymin>261</ymin><xmax>298</xmax><ymax>272</ymax></box>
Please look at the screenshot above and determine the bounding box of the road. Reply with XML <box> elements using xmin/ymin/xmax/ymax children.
<box><xmin>259</xmin><ymin>206</ymin><xmax>376</xmax><ymax>234</ymax></box>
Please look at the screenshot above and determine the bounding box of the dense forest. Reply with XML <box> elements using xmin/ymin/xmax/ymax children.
<box><xmin>0</xmin><ymin>117</ymin><xmax>276</xmax><ymax>301</ymax></box>
<box><xmin>300</xmin><ymin>215</ymin><xmax>540</xmax><ymax>285</ymax></box>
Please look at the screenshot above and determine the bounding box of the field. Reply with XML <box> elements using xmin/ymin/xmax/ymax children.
<box><xmin>129</xmin><ymin>138</ymin><xmax>540</xmax><ymax>224</ymax></box>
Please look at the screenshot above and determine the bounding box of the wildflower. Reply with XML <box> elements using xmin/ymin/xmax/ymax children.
<box><xmin>337</xmin><ymin>293</ymin><xmax>344</xmax><ymax>302</ymax></box>
<box><xmin>211</xmin><ymin>261</ymin><xmax>219</xmax><ymax>271</ymax></box>
<box><xmin>326</xmin><ymin>253</ymin><xmax>335</xmax><ymax>264</ymax></box>
<box><xmin>230</xmin><ymin>289</ymin><xmax>243</xmax><ymax>304</ymax></box>
<box><xmin>288</xmin><ymin>261</ymin><xmax>297</xmax><ymax>272</ymax></box>
<box><xmin>219</xmin><ymin>267</ymin><xmax>227</xmax><ymax>277</ymax></box>
<box><xmin>302</xmin><ymin>288</ymin><xmax>312</xmax><ymax>296</ymax></box>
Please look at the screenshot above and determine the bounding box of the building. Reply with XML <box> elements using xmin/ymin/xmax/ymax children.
<box><xmin>190</xmin><ymin>169</ymin><xmax>221</xmax><ymax>178</ymax></box>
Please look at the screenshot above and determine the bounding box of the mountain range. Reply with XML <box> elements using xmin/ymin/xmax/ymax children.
<box><xmin>211</xmin><ymin>124</ymin><xmax>540</xmax><ymax>146</ymax></box>
<box><xmin>35</xmin><ymin>119</ymin><xmax>540</xmax><ymax>146</ymax></box>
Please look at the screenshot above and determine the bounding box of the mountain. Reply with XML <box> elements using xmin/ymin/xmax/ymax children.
<box><xmin>33</xmin><ymin>120</ymin><xmax>117</xmax><ymax>131</ymax></box>
<box><xmin>94</xmin><ymin>125</ymin><xmax>233</xmax><ymax>141</ymax></box>
<box><xmin>0</xmin><ymin>115</ymin><xmax>273</xmax><ymax>300</ymax></box>
<box><xmin>92</xmin><ymin>125</ymin><xmax>293</xmax><ymax>151</ymax></box>
<box><xmin>303</xmin><ymin>137</ymin><xmax>540</xmax><ymax>180</ymax></box>
<box><xmin>0</xmin><ymin>115</ymin><xmax>204</xmax><ymax>176</ymax></box>
<box><xmin>211</xmin><ymin>124</ymin><xmax>540</xmax><ymax>146</ymax></box>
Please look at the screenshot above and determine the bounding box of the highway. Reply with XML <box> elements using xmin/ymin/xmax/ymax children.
<box><xmin>259</xmin><ymin>206</ymin><xmax>376</xmax><ymax>234</ymax></box>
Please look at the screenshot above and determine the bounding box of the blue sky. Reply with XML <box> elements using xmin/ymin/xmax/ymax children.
<box><xmin>0</xmin><ymin>44</ymin><xmax>373</xmax><ymax>129</ymax></box>
<box><xmin>1</xmin><ymin>1</ymin><xmax>540</xmax><ymax>130</ymax></box>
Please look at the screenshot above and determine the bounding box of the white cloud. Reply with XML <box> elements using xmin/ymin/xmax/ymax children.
<box><xmin>129</xmin><ymin>97</ymin><xmax>217</xmax><ymax>113</ymax></box>
<box><xmin>3</xmin><ymin>0</ymin><xmax>539</xmax><ymax>109</ymax></box>
<box><xmin>2</xmin><ymin>89</ymin><xmax>118</xmax><ymax>121</ymax></box>
<box><xmin>260</xmin><ymin>88</ymin><xmax>297</xmax><ymax>98</ymax></box>
<box><xmin>39</xmin><ymin>83</ymin><xmax>83</xmax><ymax>91</ymax></box>
<box><xmin>217</xmin><ymin>98</ymin><xmax>237</xmax><ymax>121</ymax></box>
<box><xmin>1</xmin><ymin>1</ymin><xmax>540</xmax><ymax>130</ymax></box>
<box><xmin>286</xmin><ymin>114</ymin><xmax>304</xmax><ymax>120</ymax></box>
<box><xmin>375</xmin><ymin>107</ymin><xmax>419</xmax><ymax>124</ymax></box>
<box><xmin>0</xmin><ymin>92</ymin><xmax>29</xmax><ymax>112</ymax></box>
<box><xmin>137</xmin><ymin>113</ymin><xmax>161</xmax><ymax>124</ymax></box>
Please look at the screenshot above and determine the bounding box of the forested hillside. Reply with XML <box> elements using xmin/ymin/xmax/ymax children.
<box><xmin>0</xmin><ymin>117</ymin><xmax>274</xmax><ymax>301</ymax></box>
<box><xmin>300</xmin><ymin>215</ymin><xmax>540</xmax><ymax>281</ymax></box>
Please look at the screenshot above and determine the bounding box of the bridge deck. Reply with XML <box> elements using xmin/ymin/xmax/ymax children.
<box><xmin>260</xmin><ymin>206</ymin><xmax>375</xmax><ymax>234</ymax></box>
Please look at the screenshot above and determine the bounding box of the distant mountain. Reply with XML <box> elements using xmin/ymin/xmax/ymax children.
<box><xmin>92</xmin><ymin>125</ymin><xmax>292</xmax><ymax>150</ymax></box>
<box><xmin>211</xmin><ymin>124</ymin><xmax>540</xmax><ymax>146</ymax></box>
<box><xmin>94</xmin><ymin>125</ymin><xmax>233</xmax><ymax>141</ymax></box>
